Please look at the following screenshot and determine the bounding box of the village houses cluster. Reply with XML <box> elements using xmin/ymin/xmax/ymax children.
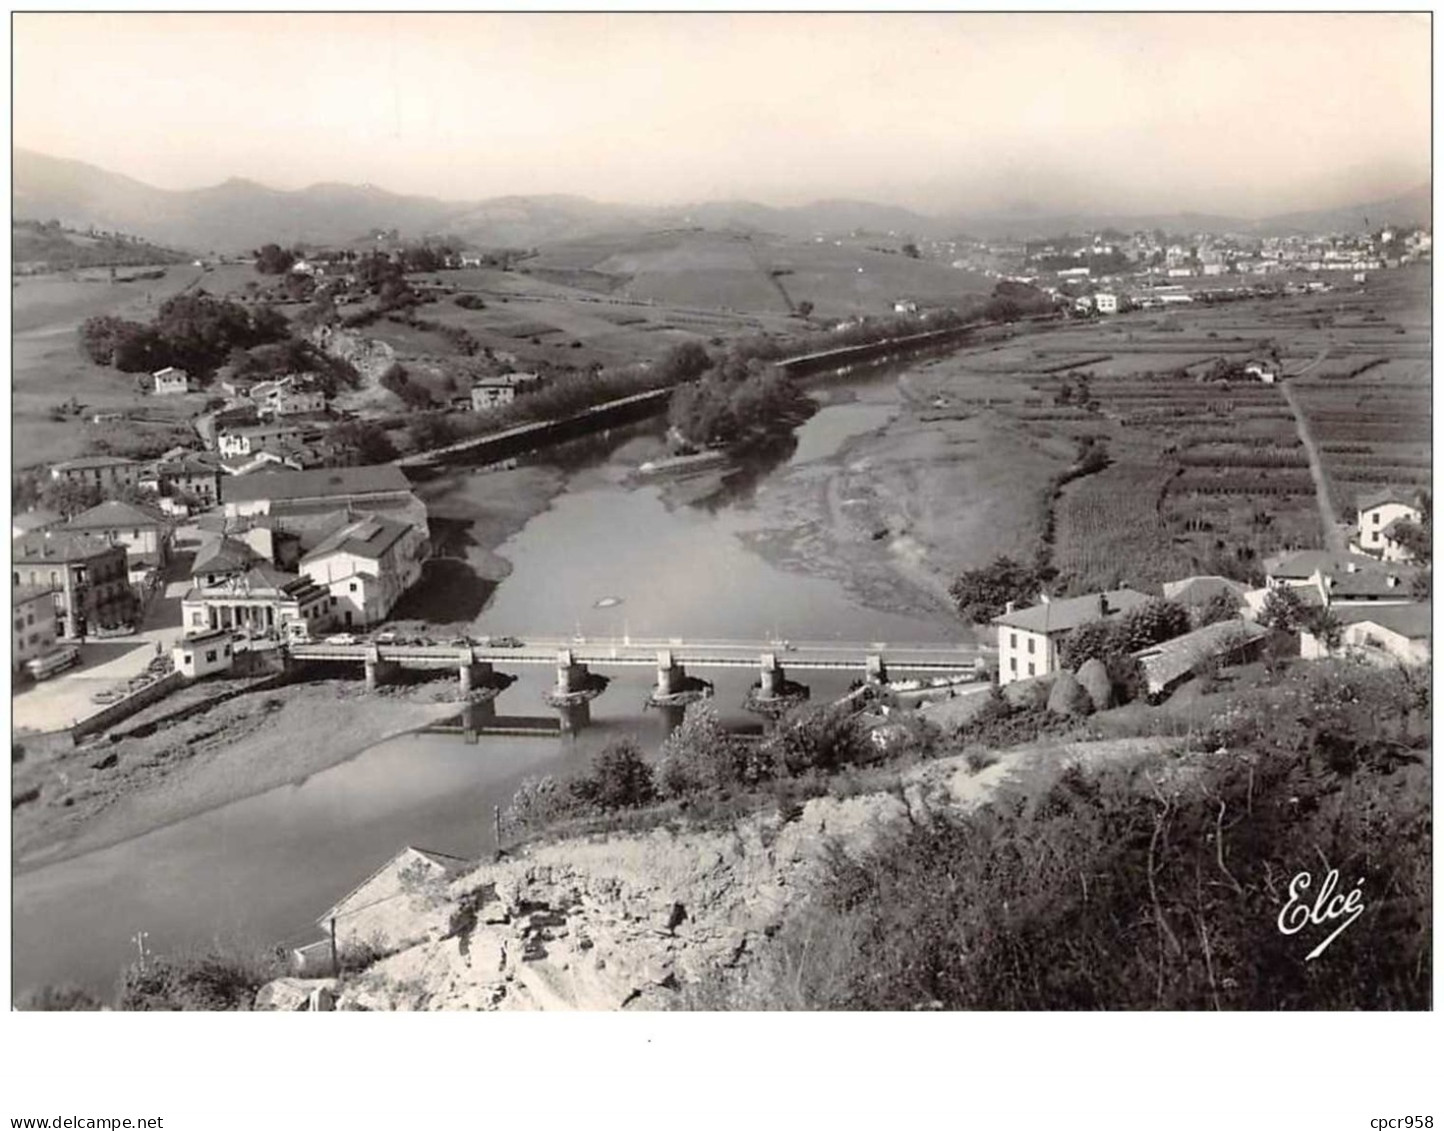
<box><xmin>992</xmin><ymin>484</ymin><xmax>1430</xmax><ymax>701</ymax></box>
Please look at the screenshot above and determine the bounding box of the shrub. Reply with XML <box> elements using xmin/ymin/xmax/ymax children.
<box><xmin>713</xmin><ymin>700</ymin><xmax>1430</xmax><ymax>1010</ymax></box>
<box><xmin>1074</xmin><ymin>658</ymin><xmax>1113</xmax><ymax>712</ymax></box>
<box><xmin>1046</xmin><ymin>670</ymin><xmax>1093</xmax><ymax>717</ymax></box>
<box><xmin>763</xmin><ymin>704</ymin><xmax>873</xmax><ymax>776</ymax></box>
<box><xmin>569</xmin><ymin>740</ymin><xmax>657</xmax><ymax>812</ymax></box>
<box><xmin>15</xmin><ymin>983</ymin><xmax>104</xmax><ymax>1011</ymax></box>
<box><xmin>453</xmin><ymin>294</ymin><xmax>486</xmax><ymax>310</ymax></box>
<box><xmin>656</xmin><ymin>702</ymin><xmax>774</xmax><ymax>797</ymax></box>
<box><xmin>116</xmin><ymin>946</ymin><xmax>284</xmax><ymax>1011</ymax></box>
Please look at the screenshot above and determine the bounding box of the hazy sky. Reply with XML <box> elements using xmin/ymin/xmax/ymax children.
<box><xmin>12</xmin><ymin>12</ymin><xmax>1432</xmax><ymax>217</ymax></box>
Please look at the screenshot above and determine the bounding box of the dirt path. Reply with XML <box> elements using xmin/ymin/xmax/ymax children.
<box><xmin>1282</xmin><ymin>380</ymin><xmax>1345</xmax><ymax>552</ymax></box>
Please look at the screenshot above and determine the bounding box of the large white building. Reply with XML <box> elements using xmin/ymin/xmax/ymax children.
<box><xmin>300</xmin><ymin>516</ymin><xmax>425</xmax><ymax>628</ymax></box>
<box><xmin>992</xmin><ymin>589</ymin><xmax>1152</xmax><ymax>686</ymax></box>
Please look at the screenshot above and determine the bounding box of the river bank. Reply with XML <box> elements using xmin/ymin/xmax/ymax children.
<box><xmin>736</xmin><ymin>356</ymin><xmax>1077</xmax><ymax>621</ymax></box>
<box><xmin>12</xmin><ymin>679</ymin><xmax>462</xmax><ymax>871</ymax></box>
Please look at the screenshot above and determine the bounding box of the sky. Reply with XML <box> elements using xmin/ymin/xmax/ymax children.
<box><xmin>11</xmin><ymin>12</ymin><xmax>1432</xmax><ymax>218</ymax></box>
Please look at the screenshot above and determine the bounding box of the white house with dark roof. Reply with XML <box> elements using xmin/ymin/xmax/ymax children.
<box><xmin>1353</xmin><ymin>487</ymin><xmax>1423</xmax><ymax>562</ymax></box>
<box><xmin>299</xmin><ymin>516</ymin><xmax>425</xmax><ymax>628</ymax></box>
<box><xmin>151</xmin><ymin>366</ymin><xmax>191</xmax><ymax>395</ymax></box>
<box><xmin>992</xmin><ymin>588</ymin><xmax>1152</xmax><ymax>686</ymax></box>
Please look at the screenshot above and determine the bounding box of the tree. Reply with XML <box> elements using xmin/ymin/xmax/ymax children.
<box><xmin>1195</xmin><ymin>590</ymin><xmax>1241</xmax><ymax>628</ymax></box>
<box><xmin>40</xmin><ymin>480</ymin><xmax>104</xmax><ymax>519</ymax></box>
<box><xmin>330</xmin><ymin>421</ymin><xmax>398</xmax><ymax>465</ymax></box>
<box><xmin>1113</xmin><ymin>598</ymin><xmax>1190</xmax><ymax>653</ymax></box>
<box><xmin>253</xmin><ymin>243</ymin><xmax>297</xmax><ymax>274</ymax></box>
<box><xmin>569</xmin><ymin>740</ymin><xmax>656</xmax><ymax>812</ymax></box>
<box><xmin>1303</xmin><ymin>606</ymin><xmax>1344</xmax><ymax>653</ymax></box>
<box><xmin>948</xmin><ymin>557</ymin><xmax>1043</xmax><ymax>624</ymax></box>
<box><xmin>1258</xmin><ymin>586</ymin><xmax>1308</xmax><ymax>634</ymax></box>
<box><xmin>763</xmin><ymin>704</ymin><xmax>872</xmax><ymax>776</ymax></box>
<box><xmin>656</xmin><ymin>702</ymin><xmax>771</xmax><ymax>797</ymax></box>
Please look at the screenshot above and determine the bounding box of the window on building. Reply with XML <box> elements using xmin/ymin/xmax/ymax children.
<box><xmin>1028</xmin><ymin>662</ymin><xmax>1035</xmax><ymax>676</ymax></box>
<box><xmin>1373</xmin><ymin>513</ymin><xmax>1381</xmax><ymax>524</ymax></box>
<box><xmin>28</xmin><ymin>633</ymin><xmax>40</xmax><ymax>646</ymax></box>
<box><xmin>205</xmin><ymin>650</ymin><xmax>217</xmax><ymax>663</ymax></box>
<box><xmin>191</xmin><ymin>612</ymin><xmax>205</xmax><ymax>626</ymax></box>
<box><xmin>11</xmin><ymin>573</ymin><xmax>18</xmax><ymax>586</ymax></box>
<box><xmin>14</xmin><ymin>618</ymin><xmax>24</xmax><ymax>633</ymax></box>
<box><xmin>1026</xmin><ymin>637</ymin><xmax>1034</xmax><ymax>654</ymax></box>
<box><xmin>1009</xmin><ymin>658</ymin><xmax>1017</xmax><ymax>673</ymax></box>
<box><xmin>349</xmin><ymin>582</ymin><xmax>358</xmax><ymax>592</ymax></box>
<box><xmin>1010</xmin><ymin>632</ymin><xmax>1017</xmax><ymax>649</ymax></box>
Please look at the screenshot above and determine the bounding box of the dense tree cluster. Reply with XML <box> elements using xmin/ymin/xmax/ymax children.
<box><xmin>948</xmin><ymin>556</ymin><xmax>1049</xmax><ymax>624</ymax></box>
<box><xmin>79</xmin><ymin>291</ymin><xmax>290</xmax><ymax>378</ymax></box>
<box><xmin>253</xmin><ymin>243</ymin><xmax>298</xmax><ymax>274</ymax></box>
<box><xmin>666</xmin><ymin>364</ymin><xmax>812</xmax><ymax>449</ymax></box>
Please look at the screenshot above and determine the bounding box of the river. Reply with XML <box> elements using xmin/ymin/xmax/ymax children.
<box><xmin>11</xmin><ymin>362</ymin><xmax>973</xmax><ymax>999</ymax></box>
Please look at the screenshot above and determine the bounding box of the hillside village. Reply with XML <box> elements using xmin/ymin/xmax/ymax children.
<box><xmin>9</xmin><ymin>169</ymin><xmax>1434</xmax><ymax>1021</ymax></box>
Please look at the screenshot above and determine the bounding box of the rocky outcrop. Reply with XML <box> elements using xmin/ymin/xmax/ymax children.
<box><xmin>257</xmin><ymin>736</ymin><xmax>1178</xmax><ymax>1011</ymax></box>
<box><xmin>310</xmin><ymin>324</ymin><xmax>397</xmax><ymax>384</ymax></box>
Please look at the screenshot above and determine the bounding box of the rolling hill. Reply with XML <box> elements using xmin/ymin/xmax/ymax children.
<box><xmin>12</xmin><ymin>147</ymin><xmax>1432</xmax><ymax>256</ymax></box>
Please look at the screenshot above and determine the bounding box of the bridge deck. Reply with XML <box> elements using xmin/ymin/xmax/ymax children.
<box><xmin>290</xmin><ymin>636</ymin><xmax>984</xmax><ymax>673</ymax></box>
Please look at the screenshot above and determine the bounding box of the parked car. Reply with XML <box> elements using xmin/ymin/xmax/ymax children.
<box><xmin>92</xmin><ymin>623</ymin><xmax>136</xmax><ymax>639</ymax></box>
<box><xmin>488</xmin><ymin>635</ymin><xmax>525</xmax><ymax>649</ymax></box>
<box><xmin>90</xmin><ymin>688</ymin><xmax>125</xmax><ymax>705</ymax></box>
<box><xmin>371</xmin><ymin>631</ymin><xmax>398</xmax><ymax>645</ymax></box>
<box><xmin>26</xmin><ymin>647</ymin><xmax>80</xmax><ymax>680</ymax></box>
<box><xmin>324</xmin><ymin>633</ymin><xmax>359</xmax><ymax>646</ymax></box>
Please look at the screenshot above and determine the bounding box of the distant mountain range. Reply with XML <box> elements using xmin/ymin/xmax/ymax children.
<box><xmin>12</xmin><ymin>147</ymin><xmax>1433</xmax><ymax>255</ymax></box>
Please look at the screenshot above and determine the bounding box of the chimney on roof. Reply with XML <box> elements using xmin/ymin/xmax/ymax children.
<box><xmin>1345</xmin><ymin>561</ymin><xmax>1358</xmax><ymax>573</ymax></box>
<box><xmin>1387</xmin><ymin>574</ymin><xmax>1399</xmax><ymax>588</ymax></box>
<box><xmin>1004</xmin><ymin>600</ymin><xmax>1016</xmax><ymax>614</ymax></box>
<box><xmin>1099</xmin><ymin>593</ymin><xmax>1110</xmax><ymax>616</ymax></box>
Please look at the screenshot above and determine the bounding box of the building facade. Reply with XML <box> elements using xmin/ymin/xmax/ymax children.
<box><xmin>993</xmin><ymin>589</ymin><xmax>1152</xmax><ymax>686</ymax></box>
<box><xmin>173</xmin><ymin>629</ymin><xmax>236</xmax><ymax>679</ymax></box>
<box><xmin>152</xmin><ymin>366</ymin><xmax>191</xmax><ymax>395</ymax></box>
<box><xmin>49</xmin><ymin>456</ymin><xmax>141</xmax><ymax>491</ymax></box>
<box><xmin>12</xmin><ymin>584</ymin><xmax>59</xmax><ymax>670</ymax></box>
<box><xmin>299</xmin><ymin>517</ymin><xmax>425</xmax><ymax>628</ymax></box>
<box><xmin>181</xmin><ymin>565</ymin><xmax>334</xmax><ymax>641</ymax></box>
<box><xmin>1355</xmin><ymin>488</ymin><xmax>1422</xmax><ymax>561</ymax></box>
<box><xmin>12</xmin><ymin>531</ymin><xmax>135</xmax><ymax>638</ymax></box>
<box><xmin>63</xmin><ymin>500</ymin><xmax>172</xmax><ymax>572</ymax></box>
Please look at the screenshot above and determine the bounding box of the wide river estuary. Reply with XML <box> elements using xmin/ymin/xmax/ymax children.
<box><xmin>12</xmin><ymin>364</ymin><xmax>977</xmax><ymax>997</ymax></box>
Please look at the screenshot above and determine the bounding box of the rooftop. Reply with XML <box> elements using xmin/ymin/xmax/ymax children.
<box><xmin>993</xmin><ymin>588</ymin><xmax>1152</xmax><ymax>635</ymax></box>
<box><xmin>64</xmin><ymin>499</ymin><xmax>171</xmax><ymax>531</ymax></box>
<box><xmin>1135</xmin><ymin>618</ymin><xmax>1268</xmax><ymax>692</ymax></box>
<box><xmin>1334</xmin><ymin>602</ymin><xmax>1432</xmax><ymax>639</ymax></box>
<box><xmin>177</xmin><ymin>628</ymin><xmax>234</xmax><ymax>648</ymax></box>
<box><xmin>12</xmin><ymin>509</ymin><xmax>62</xmax><ymax>535</ymax></box>
<box><xmin>194</xmin><ymin>535</ymin><xmax>262</xmax><ymax>575</ymax></box>
<box><xmin>52</xmin><ymin>455</ymin><xmax>138</xmax><ymax>471</ymax></box>
<box><xmin>1267</xmin><ymin>550</ymin><xmax>1388</xmax><ymax>579</ymax></box>
<box><xmin>1356</xmin><ymin>487</ymin><xmax>1422</xmax><ymax>513</ymax></box>
<box><xmin>13</xmin><ymin>529</ymin><xmax>125</xmax><ymax>563</ymax></box>
<box><xmin>1161</xmin><ymin>575</ymin><xmax>1250</xmax><ymax>607</ymax></box>
<box><xmin>301</xmin><ymin>516</ymin><xmax>414</xmax><ymax>563</ymax></box>
<box><xmin>220</xmin><ymin>465</ymin><xmax>413</xmax><ymax>505</ymax></box>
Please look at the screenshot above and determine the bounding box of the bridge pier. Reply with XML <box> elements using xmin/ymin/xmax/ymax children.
<box><xmin>459</xmin><ymin>659</ymin><xmax>494</xmax><ymax>698</ymax></box>
<box><xmin>759</xmin><ymin>652</ymin><xmax>786</xmax><ymax>698</ymax></box>
<box><xmin>656</xmin><ymin>649</ymin><xmax>685</xmax><ymax>697</ymax></box>
<box><xmin>746</xmin><ymin>652</ymin><xmax>810</xmax><ymax>717</ymax></box>
<box><xmin>556</xmin><ymin>649</ymin><xmax>591</xmax><ymax>695</ymax></box>
<box><xmin>364</xmin><ymin>650</ymin><xmax>399</xmax><ymax>691</ymax></box>
<box><xmin>866</xmin><ymin>654</ymin><xmax>889</xmax><ymax>684</ymax></box>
